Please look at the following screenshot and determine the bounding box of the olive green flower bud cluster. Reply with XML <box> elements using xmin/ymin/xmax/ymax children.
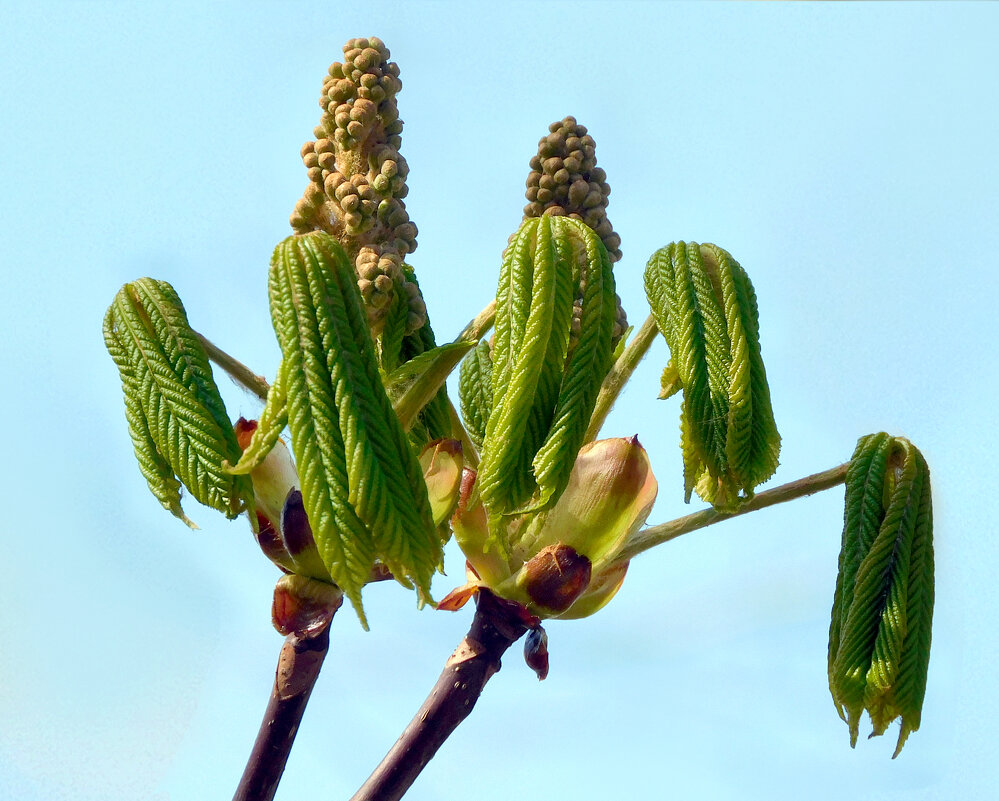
<box><xmin>524</xmin><ymin>117</ymin><xmax>628</xmax><ymax>346</ymax></box>
<box><xmin>290</xmin><ymin>37</ymin><xmax>424</xmax><ymax>335</ymax></box>
<box><xmin>524</xmin><ymin>117</ymin><xmax>620</xmax><ymax>260</ymax></box>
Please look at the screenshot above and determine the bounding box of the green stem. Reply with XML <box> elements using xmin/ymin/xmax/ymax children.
<box><xmin>616</xmin><ymin>462</ymin><xmax>850</xmax><ymax>563</ymax></box>
<box><xmin>584</xmin><ymin>313</ymin><xmax>659</xmax><ymax>443</ymax></box>
<box><xmin>196</xmin><ymin>332</ymin><xmax>270</xmax><ymax>402</ymax></box>
<box><xmin>454</xmin><ymin>299</ymin><xmax>496</xmax><ymax>344</ymax></box>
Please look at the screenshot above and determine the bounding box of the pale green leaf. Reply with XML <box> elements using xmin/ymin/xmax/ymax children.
<box><xmin>104</xmin><ymin>278</ymin><xmax>251</xmax><ymax>525</ymax></box>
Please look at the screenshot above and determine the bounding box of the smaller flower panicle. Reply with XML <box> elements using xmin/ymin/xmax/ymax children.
<box><xmin>523</xmin><ymin>116</ymin><xmax>628</xmax><ymax>348</ymax></box>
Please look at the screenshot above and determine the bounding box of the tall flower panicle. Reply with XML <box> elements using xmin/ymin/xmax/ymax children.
<box><xmin>290</xmin><ymin>37</ymin><xmax>426</xmax><ymax>342</ymax></box>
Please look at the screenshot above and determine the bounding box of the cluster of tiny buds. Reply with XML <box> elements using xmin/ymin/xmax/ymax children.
<box><xmin>321</xmin><ymin>37</ymin><xmax>403</xmax><ymax>150</ymax></box>
<box><xmin>290</xmin><ymin>37</ymin><xmax>425</xmax><ymax>334</ymax></box>
<box><xmin>522</xmin><ymin>117</ymin><xmax>628</xmax><ymax>348</ymax></box>
<box><xmin>356</xmin><ymin>247</ymin><xmax>427</xmax><ymax>334</ymax></box>
<box><xmin>524</xmin><ymin>116</ymin><xmax>622</xmax><ymax>263</ymax></box>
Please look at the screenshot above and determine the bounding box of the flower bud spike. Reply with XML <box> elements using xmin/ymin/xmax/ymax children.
<box><xmin>522</xmin><ymin>116</ymin><xmax>629</xmax><ymax>350</ymax></box>
<box><xmin>291</xmin><ymin>38</ymin><xmax>428</xmax><ymax>343</ymax></box>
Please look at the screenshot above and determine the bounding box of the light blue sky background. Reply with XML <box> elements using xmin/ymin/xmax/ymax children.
<box><xmin>2</xmin><ymin>2</ymin><xmax>997</xmax><ymax>800</ymax></box>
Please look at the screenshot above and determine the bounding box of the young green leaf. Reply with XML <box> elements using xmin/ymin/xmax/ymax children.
<box><xmin>398</xmin><ymin>263</ymin><xmax>452</xmax><ymax>444</ymax></box>
<box><xmin>103</xmin><ymin>278</ymin><xmax>251</xmax><ymax>526</ymax></box>
<box><xmin>383</xmin><ymin>341</ymin><xmax>475</xmax><ymax>432</ymax></box>
<box><xmin>459</xmin><ymin>338</ymin><xmax>493</xmax><ymax>451</ymax></box>
<box><xmin>828</xmin><ymin>434</ymin><xmax>934</xmax><ymax>756</ymax></box>
<box><xmin>227</xmin><ymin>362</ymin><xmax>289</xmax><ymax>475</ymax></box>
<box><xmin>268</xmin><ymin>231</ymin><xmax>441</xmax><ymax>623</ymax></box>
<box><xmin>478</xmin><ymin>217</ymin><xmax>572</xmax><ymax>515</ymax></box>
<box><xmin>531</xmin><ymin>217</ymin><xmax>616</xmax><ymax>509</ymax></box>
<box><xmin>644</xmin><ymin>242</ymin><xmax>780</xmax><ymax>510</ymax></box>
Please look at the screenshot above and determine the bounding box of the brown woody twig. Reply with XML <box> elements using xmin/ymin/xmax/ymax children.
<box><xmin>349</xmin><ymin>589</ymin><xmax>535</xmax><ymax>801</ymax></box>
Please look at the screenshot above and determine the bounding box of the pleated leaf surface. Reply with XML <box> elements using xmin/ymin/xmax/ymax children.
<box><xmin>477</xmin><ymin>216</ymin><xmax>615</xmax><ymax>527</ymax></box>
<box><xmin>828</xmin><ymin>434</ymin><xmax>935</xmax><ymax>756</ymax></box>
<box><xmin>459</xmin><ymin>338</ymin><xmax>494</xmax><ymax>451</ymax></box>
<box><xmin>268</xmin><ymin>232</ymin><xmax>440</xmax><ymax>622</ymax></box>
<box><xmin>103</xmin><ymin>278</ymin><xmax>250</xmax><ymax>525</ymax></box>
<box><xmin>644</xmin><ymin>242</ymin><xmax>780</xmax><ymax>509</ymax></box>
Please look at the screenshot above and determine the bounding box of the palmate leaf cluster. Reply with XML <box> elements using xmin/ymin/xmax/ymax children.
<box><xmin>473</xmin><ymin>216</ymin><xmax>616</xmax><ymax>524</ymax></box>
<box><xmin>829</xmin><ymin>433</ymin><xmax>934</xmax><ymax>756</ymax></box>
<box><xmin>644</xmin><ymin>241</ymin><xmax>780</xmax><ymax>510</ymax></box>
<box><xmin>232</xmin><ymin>232</ymin><xmax>442</xmax><ymax>625</ymax></box>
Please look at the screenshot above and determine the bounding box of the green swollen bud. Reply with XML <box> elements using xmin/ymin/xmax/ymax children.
<box><xmin>418</xmin><ymin>439</ymin><xmax>463</xmax><ymax>530</ymax></box>
<box><xmin>234</xmin><ymin>417</ymin><xmax>296</xmax><ymax>528</ymax></box>
<box><xmin>515</xmin><ymin>436</ymin><xmax>657</xmax><ymax>573</ymax></box>
<box><xmin>453</xmin><ymin>437</ymin><xmax>657</xmax><ymax>620</ymax></box>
